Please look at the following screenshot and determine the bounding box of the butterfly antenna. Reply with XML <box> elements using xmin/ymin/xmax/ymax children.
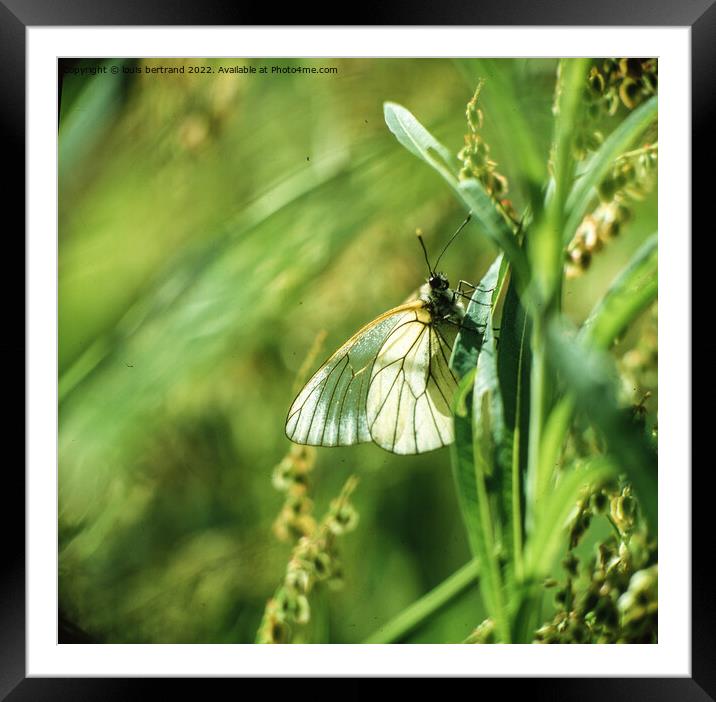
<box><xmin>416</xmin><ymin>229</ymin><xmax>435</xmax><ymax>276</ymax></box>
<box><xmin>433</xmin><ymin>213</ymin><xmax>472</xmax><ymax>271</ymax></box>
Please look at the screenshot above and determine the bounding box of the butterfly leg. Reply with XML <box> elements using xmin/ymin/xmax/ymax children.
<box><xmin>456</xmin><ymin>280</ymin><xmax>496</xmax><ymax>294</ymax></box>
<box><xmin>453</xmin><ymin>279</ymin><xmax>495</xmax><ymax>306</ymax></box>
<box><xmin>441</xmin><ymin>315</ymin><xmax>487</xmax><ymax>335</ymax></box>
<box><xmin>442</xmin><ymin>311</ymin><xmax>500</xmax><ymax>342</ymax></box>
<box><xmin>456</xmin><ymin>279</ymin><xmax>476</xmax><ymax>295</ymax></box>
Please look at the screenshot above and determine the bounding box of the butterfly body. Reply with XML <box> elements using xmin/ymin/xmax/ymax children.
<box><xmin>285</xmin><ymin>272</ymin><xmax>465</xmax><ymax>455</ymax></box>
<box><xmin>420</xmin><ymin>272</ymin><xmax>466</xmax><ymax>324</ymax></box>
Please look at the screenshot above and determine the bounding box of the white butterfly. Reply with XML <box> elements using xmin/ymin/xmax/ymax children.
<box><xmin>285</xmin><ymin>216</ymin><xmax>476</xmax><ymax>455</ymax></box>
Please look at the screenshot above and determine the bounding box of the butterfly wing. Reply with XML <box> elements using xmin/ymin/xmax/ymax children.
<box><xmin>367</xmin><ymin>307</ymin><xmax>459</xmax><ymax>454</ymax></box>
<box><xmin>285</xmin><ymin>301</ymin><xmax>426</xmax><ymax>448</ymax></box>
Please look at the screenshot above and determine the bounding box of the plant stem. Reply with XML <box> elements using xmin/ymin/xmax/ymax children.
<box><xmin>511</xmin><ymin>312</ymin><xmax>529</xmax><ymax>581</ymax></box>
<box><xmin>474</xmin><ymin>446</ymin><xmax>511</xmax><ymax>642</ymax></box>
<box><xmin>525</xmin><ymin>319</ymin><xmax>548</xmax><ymax>535</ymax></box>
<box><xmin>614</xmin><ymin>142</ymin><xmax>658</xmax><ymax>163</ymax></box>
<box><xmin>361</xmin><ymin>559</ymin><xmax>480</xmax><ymax>644</ymax></box>
<box><xmin>606</xmin><ymin>514</ymin><xmax>623</xmax><ymax>540</ymax></box>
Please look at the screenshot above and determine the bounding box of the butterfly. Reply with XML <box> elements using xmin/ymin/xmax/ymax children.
<box><xmin>285</xmin><ymin>214</ymin><xmax>479</xmax><ymax>455</ymax></box>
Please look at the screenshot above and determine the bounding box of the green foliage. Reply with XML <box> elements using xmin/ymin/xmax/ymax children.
<box><xmin>582</xmin><ymin>234</ymin><xmax>658</xmax><ymax>350</ymax></box>
<box><xmin>565</xmin><ymin>97</ymin><xmax>657</xmax><ymax>243</ymax></box>
<box><xmin>384</xmin><ymin>102</ymin><xmax>526</xmax><ymax>278</ymax></box>
<box><xmin>59</xmin><ymin>58</ymin><xmax>657</xmax><ymax>644</ymax></box>
<box><xmin>59</xmin><ymin>58</ymin><xmax>487</xmax><ymax>644</ymax></box>
<box><xmin>381</xmin><ymin>58</ymin><xmax>657</xmax><ymax>643</ymax></box>
<box><xmin>449</xmin><ymin>270</ymin><xmax>511</xmax><ymax>641</ymax></box>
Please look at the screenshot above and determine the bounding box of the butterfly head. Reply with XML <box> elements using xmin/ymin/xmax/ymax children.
<box><xmin>428</xmin><ymin>272</ymin><xmax>450</xmax><ymax>292</ymax></box>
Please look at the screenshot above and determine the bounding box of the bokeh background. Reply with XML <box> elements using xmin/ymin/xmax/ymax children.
<box><xmin>58</xmin><ymin>57</ymin><xmax>657</xmax><ymax>643</ymax></box>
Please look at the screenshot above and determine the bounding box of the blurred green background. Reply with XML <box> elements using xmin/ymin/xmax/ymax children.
<box><xmin>58</xmin><ymin>57</ymin><xmax>656</xmax><ymax>643</ymax></box>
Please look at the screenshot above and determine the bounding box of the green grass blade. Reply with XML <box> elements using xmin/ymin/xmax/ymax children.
<box><xmin>531</xmin><ymin>235</ymin><xmax>657</xmax><ymax>525</ymax></box>
<box><xmin>470</xmin><ymin>320</ymin><xmax>511</xmax><ymax>641</ymax></box>
<box><xmin>362</xmin><ymin>559</ymin><xmax>480</xmax><ymax>644</ymax></box>
<box><xmin>449</xmin><ymin>266</ymin><xmax>502</xmax><ymax>555</ymax></box>
<box><xmin>383</xmin><ymin>102</ymin><xmax>527</xmax><ymax>280</ymax></box>
<box><xmin>456</xmin><ymin>180</ymin><xmax>527</xmax><ymax>278</ymax></box>
<box><xmin>496</xmin><ymin>277</ymin><xmax>531</xmax><ymax>580</ymax></box>
<box><xmin>449</xmin><ymin>271</ymin><xmax>511</xmax><ymax>640</ymax></box>
<box><xmin>514</xmin><ymin>455</ymin><xmax>616</xmax><ymax>642</ymax></box>
<box><xmin>472</xmin><ymin>323</ymin><xmax>509</xmax><ymax>487</ymax></box>
<box><xmin>450</xmin><ymin>385</ymin><xmax>482</xmax><ymax>559</ymax></box>
<box><xmin>564</xmin><ymin>96</ymin><xmax>658</xmax><ymax>242</ymax></box>
<box><xmin>581</xmin><ymin>233</ymin><xmax>658</xmax><ymax>350</ymax></box>
<box><xmin>552</xmin><ymin>59</ymin><xmax>591</xmax><ymax>213</ymax></box>
<box><xmin>383</xmin><ymin>101</ymin><xmax>461</xmax><ymax>184</ymax></box>
<box><xmin>534</xmin><ymin>396</ymin><xmax>575</xmax><ymax>518</ymax></box>
<box><xmin>524</xmin><ymin>457</ymin><xmax>616</xmax><ymax>580</ymax></box>
<box><xmin>546</xmin><ymin>323</ymin><xmax>658</xmax><ymax>530</ymax></box>
<box><xmin>450</xmin><ymin>254</ymin><xmax>502</xmax><ymax>377</ymax></box>
<box><xmin>531</xmin><ymin>58</ymin><xmax>590</xmax><ymax>305</ymax></box>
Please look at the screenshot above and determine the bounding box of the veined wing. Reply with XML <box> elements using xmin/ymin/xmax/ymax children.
<box><xmin>367</xmin><ymin>309</ymin><xmax>459</xmax><ymax>454</ymax></box>
<box><xmin>285</xmin><ymin>301</ymin><xmax>427</xmax><ymax>448</ymax></box>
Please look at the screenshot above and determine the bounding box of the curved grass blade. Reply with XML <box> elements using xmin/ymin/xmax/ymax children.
<box><xmin>449</xmin><ymin>269</ymin><xmax>510</xmax><ymax>640</ymax></box>
<box><xmin>581</xmin><ymin>233</ymin><xmax>658</xmax><ymax>350</ymax></box>
<box><xmin>533</xmin><ymin>235</ymin><xmax>658</xmax><ymax>521</ymax></box>
<box><xmin>524</xmin><ymin>456</ymin><xmax>616</xmax><ymax>580</ymax></box>
<box><xmin>384</xmin><ymin>102</ymin><xmax>527</xmax><ymax>279</ymax></box>
<box><xmin>457</xmin><ymin>180</ymin><xmax>527</xmax><ymax>278</ymax></box>
<box><xmin>546</xmin><ymin>322</ymin><xmax>657</xmax><ymax>530</ymax></box>
<box><xmin>362</xmin><ymin>558</ymin><xmax>480</xmax><ymax>644</ymax></box>
<box><xmin>564</xmin><ymin>96</ymin><xmax>657</xmax><ymax>243</ymax></box>
<box><xmin>514</xmin><ymin>456</ymin><xmax>616</xmax><ymax>642</ymax></box>
<box><xmin>383</xmin><ymin>101</ymin><xmax>461</xmax><ymax>185</ymax></box>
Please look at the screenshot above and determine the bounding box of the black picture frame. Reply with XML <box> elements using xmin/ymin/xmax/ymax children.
<box><xmin>5</xmin><ymin>1</ymin><xmax>706</xmax><ymax>697</ymax></box>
